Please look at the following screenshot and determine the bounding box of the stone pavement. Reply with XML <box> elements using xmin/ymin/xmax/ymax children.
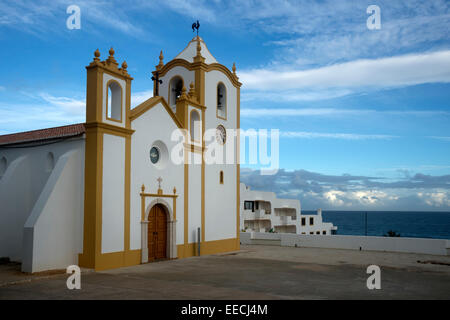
<box><xmin>1</xmin><ymin>245</ymin><xmax>449</xmax><ymax>299</ymax></box>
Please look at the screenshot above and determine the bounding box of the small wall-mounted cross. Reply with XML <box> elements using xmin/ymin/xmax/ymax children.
<box><xmin>151</xmin><ymin>72</ymin><xmax>163</xmax><ymax>96</ymax></box>
<box><xmin>157</xmin><ymin>177</ymin><xmax>163</xmax><ymax>189</ymax></box>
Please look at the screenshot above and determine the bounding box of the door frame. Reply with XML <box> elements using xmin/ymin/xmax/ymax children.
<box><xmin>141</xmin><ymin>198</ymin><xmax>177</xmax><ymax>263</ymax></box>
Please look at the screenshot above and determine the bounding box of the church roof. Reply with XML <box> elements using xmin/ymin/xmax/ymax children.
<box><xmin>0</xmin><ymin>123</ymin><xmax>85</xmax><ymax>146</ymax></box>
<box><xmin>174</xmin><ymin>36</ymin><xmax>218</xmax><ymax>64</ymax></box>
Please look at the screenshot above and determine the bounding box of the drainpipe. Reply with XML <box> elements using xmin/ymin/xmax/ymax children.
<box><xmin>197</xmin><ymin>227</ymin><xmax>201</xmax><ymax>256</ymax></box>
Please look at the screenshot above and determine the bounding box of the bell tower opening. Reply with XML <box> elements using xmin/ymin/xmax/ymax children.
<box><xmin>106</xmin><ymin>80</ymin><xmax>122</xmax><ymax>121</ymax></box>
<box><xmin>217</xmin><ymin>82</ymin><xmax>226</xmax><ymax>119</ymax></box>
<box><xmin>169</xmin><ymin>76</ymin><xmax>184</xmax><ymax>110</ymax></box>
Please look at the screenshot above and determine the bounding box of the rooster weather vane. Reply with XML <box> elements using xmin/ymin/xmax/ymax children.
<box><xmin>192</xmin><ymin>20</ymin><xmax>200</xmax><ymax>36</ymax></box>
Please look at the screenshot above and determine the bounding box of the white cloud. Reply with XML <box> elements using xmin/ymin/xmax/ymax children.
<box><xmin>241</xmin><ymin>108</ymin><xmax>450</xmax><ymax>118</ymax></box>
<box><xmin>0</xmin><ymin>0</ymin><xmax>145</xmax><ymax>37</ymax></box>
<box><xmin>241</xmin><ymin>168</ymin><xmax>450</xmax><ymax>210</ymax></box>
<box><xmin>0</xmin><ymin>89</ymin><xmax>158</xmax><ymax>134</ymax></box>
<box><xmin>39</xmin><ymin>93</ymin><xmax>85</xmax><ymax>115</ymax></box>
<box><xmin>280</xmin><ymin>131</ymin><xmax>397</xmax><ymax>140</ymax></box>
<box><xmin>418</xmin><ymin>191</ymin><xmax>450</xmax><ymax>207</ymax></box>
<box><xmin>240</xmin><ymin>50</ymin><xmax>450</xmax><ymax>91</ymax></box>
<box><xmin>131</xmin><ymin>90</ymin><xmax>153</xmax><ymax>107</ymax></box>
<box><xmin>430</xmin><ymin>136</ymin><xmax>450</xmax><ymax>142</ymax></box>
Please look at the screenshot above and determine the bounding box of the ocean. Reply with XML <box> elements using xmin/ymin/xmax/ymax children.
<box><xmin>301</xmin><ymin>210</ymin><xmax>450</xmax><ymax>240</ymax></box>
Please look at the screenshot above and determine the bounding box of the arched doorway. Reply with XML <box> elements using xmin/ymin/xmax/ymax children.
<box><xmin>147</xmin><ymin>204</ymin><xmax>168</xmax><ymax>261</ymax></box>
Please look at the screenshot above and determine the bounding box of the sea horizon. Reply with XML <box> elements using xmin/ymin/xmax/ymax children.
<box><xmin>301</xmin><ymin>210</ymin><xmax>450</xmax><ymax>240</ymax></box>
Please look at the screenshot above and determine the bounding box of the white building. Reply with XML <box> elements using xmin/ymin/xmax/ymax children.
<box><xmin>240</xmin><ymin>183</ymin><xmax>337</xmax><ymax>235</ymax></box>
<box><xmin>0</xmin><ymin>36</ymin><xmax>241</xmax><ymax>272</ymax></box>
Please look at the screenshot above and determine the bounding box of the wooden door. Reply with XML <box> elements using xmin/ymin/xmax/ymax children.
<box><xmin>148</xmin><ymin>204</ymin><xmax>167</xmax><ymax>261</ymax></box>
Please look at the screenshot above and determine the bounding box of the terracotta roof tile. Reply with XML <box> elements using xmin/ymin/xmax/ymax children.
<box><xmin>0</xmin><ymin>123</ymin><xmax>86</xmax><ymax>146</ymax></box>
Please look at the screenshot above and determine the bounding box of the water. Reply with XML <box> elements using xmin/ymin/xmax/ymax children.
<box><xmin>301</xmin><ymin>210</ymin><xmax>450</xmax><ymax>239</ymax></box>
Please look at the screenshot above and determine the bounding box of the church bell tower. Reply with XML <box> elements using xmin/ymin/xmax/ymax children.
<box><xmin>79</xmin><ymin>48</ymin><xmax>138</xmax><ymax>270</ymax></box>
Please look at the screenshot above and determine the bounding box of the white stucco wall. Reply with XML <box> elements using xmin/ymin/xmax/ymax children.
<box><xmin>101</xmin><ymin>133</ymin><xmax>125</xmax><ymax>254</ymax></box>
<box><xmin>188</xmin><ymin>153</ymin><xmax>202</xmax><ymax>243</ymax></box>
<box><xmin>0</xmin><ymin>155</ymin><xmax>31</xmax><ymax>261</ymax></box>
<box><xmin>22</xmin><ymin>149</ymin><xmax>84</xmax><ymax>272</ymax></box>
<box><xmin>241</xmin><ymin>232</ymin><xmax>450</xmax><ymax>256</ymax></box>
<box><xmin>240</xmin><ymin>183</ymin><xmax>337</xmax><ymax>235</ymax></box>
<box><xmin>0</xmin><ymin>138</ymin><xmax>84</xmax><ymax>263</ymax></box>
<box><xmin>175</xmin><ymin>37</ymin><xmax>218</xmax><ymax>65</ymax></box>
<box><xmin>130</xmin><ymin>102</ymin><xmax>185</xmax><ymax>250</ymax></box>
<box><xmin>203</xmin><ymin>70</ymin><xmax>238</xmax><ymax>242</ymax></box>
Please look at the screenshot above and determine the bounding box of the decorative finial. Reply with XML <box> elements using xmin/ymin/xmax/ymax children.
<box><xmin>188</xmin><ymin>82</ymin><xmax>196</xmax><ymax>100</ymax></box>
<box><xmin>193</xmin><ymin>35</ymin><xmax>205</xmax><ymax>63</ymax></box>
<box><xmin>94</xmin><ymin>49</ymin><xmax>100</xmax><ymax>62</ymax></box>
<box><xmin>232</xmin><ymin>62</ymin><xmax>236</xmax><ymax>74</ymax></box>
<box><xmin>173</xmin><ymin>187</ymin><xmax>177</xmax><ymax>194</ymax></box>
<box><xmin>141</xmin><ymin>184</ymin><xmax>145</xmax><ymax>192</ymax></box>
<box><xmin>107</xmin><ymin>47</ymin><xmax>118</xmax><ymax>65</ymax></box>
<box><xmin>157</xmin><ymin>50</ymin><xmax>164</xmax><ymax>69</ymax></box>
<box><xmin>121</xmin><ymin>61</ymin><xmax>128</xmax><ymax>70</ymax></box>
<box><xmin>179</xmin><ymin>86</ymin><xmax>187</xmax><ymax>99</ymax></box>
<box><xmin>196</xmin><ymin>38</ymin><xmax>202</xmax><ymax>56</ymax></box>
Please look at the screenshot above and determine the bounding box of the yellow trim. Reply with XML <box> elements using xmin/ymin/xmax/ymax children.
<box><xmin>183</xmin><ymin>143</ymin><xmax>204</xmax><ymax>154</ymax></box>
<box><xmin>140</xmin><ymin>192</ymin><xmax>178</xmax><ymax>199</ymax></box>
<box><xmin>124</xmin><ymin>135</ymin><xmax>131</xmax><ymax>252</ymax></box>
<box><xmin>201</xmin><ymin>106</ymin><xmax>205</xmax><ymax>245</ymax></box>
<box><xmin>168</xmin><ymin>75</ymin><xmax>184</xmax><ymax>107</ymax></box>
<box><xmin>129</xmin><ymin>96</ymin><xmax>183</xmax><ymax>129</ymax></box>
<box><xmin>183</xmin><ymin>162</ymin><xmax>188</xmax><ymax>250</ymax></box>
<box><xmin>216</xmin><ymin>82</ymin><xmax>227</xmax><ymax>121</ymax></box>
<box><xmin>91</xmin><ymin>250</ymin><xmax>141</xmax><ymax>271</ymax></box>
<box><xmin>140</xmin><ymin>186</ymin><xmax>178</xmax><ymax>221</ymax></box>
<box><xmin>85</xmin><ymin>122</ymin><xmax>134</xmax><ymax>137</ymax></box>
<box><xmin>236</xmin><ymin>87</ymin><xmax>240</xmax><ymax>247</ymax></box>
<box><xmin>154</xmin><ymin>59</ymin><xmax>242</xmax><ymax>89</ymax></box>
<box><xmin>105</xmin><ymin>79</ymin><xmax>123</xmax><ymax>123</ymax></box>
<box><xmin>78</xmin><ymin>125</ymin><xmax>103</xmax><ymax>269</ymax></box>
<box><xmin>177</xmin><ymin>238</ymin><xmax>239</xmax><ymax>258</ymax></box>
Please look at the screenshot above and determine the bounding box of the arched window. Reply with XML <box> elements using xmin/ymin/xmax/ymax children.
<box><xmin>217</xmin><ymin>82</ymin><xmax>226</xmax><ymax>119</ymax></box>
<box><xmin>46</xmin><ymin>152</ymin><xmax>54</xmax><ymax>172</ymax></box>
<box><xmin>190</xmin><ymin>110</ymin><xmax>200</xmax><ymax>142</ymax></box>
<box><xmin>169</xmin><ymin>76</ymin><xmax>184</xmax><ymax>109</ymax></box>
<box><xmin>107</xmin><ymin>80</ymin><xmax>122</xmax><ymax>121</ymax></box>
<box><xmin>0</xmin><ymin>156</ymin><xmax>7</xmax><ymax>177</ymax></box>
<box><xmin>219</xmin><ymin>171</ymin><xmax>224</xmax><ymax>184</ymax></box>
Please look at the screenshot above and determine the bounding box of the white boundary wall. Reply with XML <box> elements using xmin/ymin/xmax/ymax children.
<box><xmin>240</xmin><ymin>232</ymin><xmax>450</xmax><ymax>256</ymax></box>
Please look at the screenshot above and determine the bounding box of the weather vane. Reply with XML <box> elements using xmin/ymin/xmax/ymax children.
<box><xmin>192</xmin><ymin>20</ymin><xmax>200</xmax><ymax>36</ymax></box>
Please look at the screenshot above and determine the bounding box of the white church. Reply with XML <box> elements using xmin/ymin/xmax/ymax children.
<box><xmin>0</xmin><ymin>36</ymin><xmax>241</xmax><ymax>272</ymax></box>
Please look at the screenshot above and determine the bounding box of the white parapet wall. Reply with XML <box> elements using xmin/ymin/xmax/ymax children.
<box><xmin>240</xmin><ymin>232</ymin><xmax>450</xmax><ymax>256</ymax></box>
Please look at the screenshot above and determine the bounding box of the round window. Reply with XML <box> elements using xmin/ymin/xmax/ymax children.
<box><xmin>150</xmin><ymin>147</ymin><xmax>160</xmax><ymax>164</ymax></box>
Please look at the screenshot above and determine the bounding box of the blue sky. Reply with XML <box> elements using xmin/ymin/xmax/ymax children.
<box><xmin>1</xmin><ymin>0</ymin><xmax>449</xmax><ymax>210</ymax></box>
